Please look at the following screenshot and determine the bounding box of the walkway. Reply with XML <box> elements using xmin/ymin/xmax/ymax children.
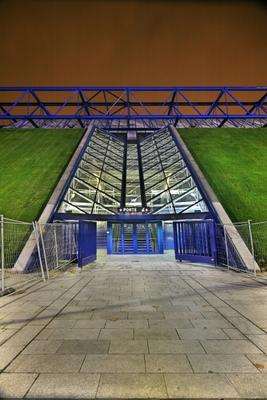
<box><xmin>0</xmin><ymin>254</ymin><xmax>267</xmax><ymax>398</ymax></box>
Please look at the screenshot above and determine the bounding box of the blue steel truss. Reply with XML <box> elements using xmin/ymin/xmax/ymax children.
<box><xmin>0</xmin><ymin>86</ymin><xmax>266</xmax><ymax>129</ymax></box>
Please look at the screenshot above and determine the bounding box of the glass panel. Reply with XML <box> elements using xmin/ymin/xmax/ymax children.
<box><xmin>125</xmin><ymin>143</ymin><xmax>142</xmax><ymax>209</ymax></box>
<box><xmin>58</xmin><ymin>128</ymin><xmax>209</xmax><ymax>217</ymax></box>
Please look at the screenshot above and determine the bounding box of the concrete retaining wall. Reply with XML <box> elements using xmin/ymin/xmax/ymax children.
<box><xmin>169</xmin><ymin>125</ymin><xmax>260</xmax><ymax>272</ymax></box>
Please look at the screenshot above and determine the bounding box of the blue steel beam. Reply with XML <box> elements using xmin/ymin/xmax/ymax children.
<box><xmin>0</xmin><ymin>102</ymin><xmax>264</xmax><ymax>107</ymax></box>
<box><xmin>0</xmin><ymin>87</ymin><xmax>266</xmax><ymax>125</ymax></box>
<box><xmin>53</xmin><ymin>211</ymin><xmax>211</xmax><ymax>222</ymax></box>
<box><xmin>0</xmin><ymin>86</ymin><xmax>266</xmax><ymax>90</ymax></box>
<box><xmin>0</xmin><ymin>115</ymin><xmax>265</xmax><ymax>120</ymax></box>
<box><xmin>120</xmin><ymin>136</ymin><xmax>128</xmax><ymax>210</ymax></box>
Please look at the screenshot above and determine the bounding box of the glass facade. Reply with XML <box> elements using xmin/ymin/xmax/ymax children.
<box><xmin>58</xmin><ymin>128</ymin><xmax>208</xmax><ymax>217</ymax></box>
<box><xmin>125</xmin><ymin>143</ymin><xmax>142</xmax><ymax>210</ymax></box>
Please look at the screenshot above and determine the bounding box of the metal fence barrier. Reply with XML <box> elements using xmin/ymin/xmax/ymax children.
<box><xmin>217</xmin><ymin>220</ymin><xmax>267</xmax><ymax>275</ymax></box>
<box><xmin>0</xmin><ymin>216</ymin><xmax>78</xmax><ymax>294</ymax></box>
<box><xmin>37</xmin><ymin>221</ymin><xmax>78</xmax><ymax>279</ymax></box>
<box><xmin>1</xmin><ymin>215</ymin><xmax>266</xmax><ymax>294</ymax></box>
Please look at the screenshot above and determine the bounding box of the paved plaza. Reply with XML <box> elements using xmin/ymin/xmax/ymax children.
<box><xmin>0</xmin><ymin>254</ymin><xmax>267</xmax><ymax>398</ymax></box>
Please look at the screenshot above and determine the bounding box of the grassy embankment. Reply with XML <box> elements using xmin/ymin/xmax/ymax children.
<box><xmin>0</xmin><ymin>129</ymin><xmax>83</xmax><ymax>221</ymax></box>
<box><xmin>180</xmin><ymin>128</ymin><xmax>267</xmax><ymax>269</ymax></box>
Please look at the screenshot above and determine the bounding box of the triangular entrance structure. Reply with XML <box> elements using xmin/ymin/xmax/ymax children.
<box><xmin>56</xmin><ymin>126</ymin><xmax>209</xmax><ymax>219</ymax></box>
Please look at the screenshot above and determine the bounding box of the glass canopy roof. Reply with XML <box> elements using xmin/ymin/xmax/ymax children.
<box><xmin>58</xmin><ymin>128</ymin><xmax>208</xmax><ymax>217</ymax></box>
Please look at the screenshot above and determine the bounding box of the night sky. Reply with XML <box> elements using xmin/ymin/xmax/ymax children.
<box><xmin>0</xmin><ymin>0</ymin><xmax>266</xmax><ymax>85</ymax></box>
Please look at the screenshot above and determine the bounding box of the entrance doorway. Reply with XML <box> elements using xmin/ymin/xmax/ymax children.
<box><xmin>77</xmin><ymin>219</ymin><xmax>217</xmax><ymax>265</ymax></box>
<box><xmin>107</xmin><ymin>222</ymin><xmax>164</xmax><ymax>254</ymax></box>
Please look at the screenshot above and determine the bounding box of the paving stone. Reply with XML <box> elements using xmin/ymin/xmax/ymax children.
<box><xmin>2</xmin><ymin>254</ymin><xmax>267</xmax><ymax>399</ymax></box>
<box><xmin>164</xmin><ymin>310</ymin><xmax>204</xmax><ymax>320</ymax></box>
<box><xmin>98</xmin><ymin>328</ymin><xmax>133</xmax><ymax>340</ymax></box>
<box><xmin>105</xmin><ymin>319</ymin><xmax>148</xmax><ymax>329</ymax></box>
<box><xmin>63</xmin><ymin>305</ymin><xmax>88</xmax><ymax>312</ymax></box>
<box><xmin>188</xmin><ymin>354</ymin><xmax>259</xmax><ymax>373</ymax></box>
<box><xmin>47</xmin><ymin>319</ymin><xmax>77</xmax><ymax>329</ymax></box>
<box><xmin>0</xmin><ymin>373</ymin><xmax>38</xmax><ymax>398</ymax></box>
<box><xmin>159</xmin><ymin>304</ymin><xmax>190</xmax><ymax>312</ymax></box>
<box><xmin>134</xmin><ymin>327</ymin><xmax>179</xmax><ymax>340</ymax></box>
<box><xmin>27</xmin><ymin>317</ymin><xmax>52</xmax><ymax>326</ymax></box>
<box><xmin>91</xmin><ymin>311</ymin><xmax>128</xmax><ymax>320</ymax></box>
<box><xmin>109</xmin><ymin>339</ymin><xmax>148</xmax><ymax>354</ymax></box>
<box><xmin>252</xmin><ymin>319</ymin><xmax>267</xmax><ymax>329</ymax></box>
<box><xmin>3</xmin><ymin>325</ymin><xmax>41</xmax><ymax>346</ymax></box>
<box><xmin>177</xmin><ymin>327</ymin><xmax>229</xmax><ymax>340</ymax></box>
<box><xmin>57</xmin><ymin>311</ymin><xmax>93</xmax><ymax>320</ymax></box>
<box><xmin>191</xmin><ymin>318</ymin><xmax>233</xmax><ymax>329</ymax></box>
<box><xmin>229</xmin><ymin>317</ymin><xmax>265</xmax><ymax>334</ymax></box>
<box><xmin>201</xmin><ymin>310</ymin><xmax>227</xmax><ymax>319</ymax></box>
<box><xmin>0</xmin><ymin>320</ymin><xmax>27</xmax><ymax>330</ymax></box>
<box><xmin>96</xmin><ymin>373</ymin><xmax>167</xmax><ymax>398</ymax></box>
<box><xmin>165</xmin><ymin>373</ymin><xmax>239</xmax><ymax>398</ymax></box>
<box><xmin>217</xmin><ymin>306</ymin><xmax>240</xmax><ymax>316</ymax></box>
<box><xmin>148</xmin><ymin>339</ymin><xmax>205</xmax><ymax>354</ymax></box>
<box><xmin>0</xmin><ymin>328</ymin><xmax>17</xmax><ymax>345</ymax></box>
<box><xmin>128</xmin><ymin>311</ymin><xmax>165</xmax><ymax>320</ymax></box>
<box><xmin>201</xmin><ymin>295</ymin><xmax>226</xmax><ymax>308</ymax></box>
<box><xmin>122</xmin><ymin>304</ymin><xmax>154</xmax><ymax>312</ymax></box>
<box><xmin>228</xmin><ymin>373</ymin><xmax>267</xmax><ymax>398</ymax></box>
<box><xmin>246</xmin><ymin>354</ymin><xmax>267</xmax><ymax>372</ymax></box>
<box><xmin>22</xmin><ymin>339</ymin><xmax>63</xmax><ymax>354</ymax></box>
<box><xmin>0</xmin><ymin>343</ymin><xmax>24</xmax><ymax>370</ymax></box>
<box><xmin>201</xmin><ymin>339</ymin><xmax>263</xmax><ymax>354</ymax></box>
<box><xmin>148</xmin><ymin>318</ymin><xmax>193</xmax><ymax>329</ymax></box>
<box><xmin>6</xmin><ymin>354</ymin><xmax>85</xmax><ymax>373</ymax></box>
<box><xmin>145</xmin><ymin>354</ymin><xmax>192</xmax><ymax>373</ymax></box>
<box><xmin>74</xmin><ymin>319</ymin><xmax>106</xmax><ymax>329</ymax></box>
<box><xmin>48</xmin><ymin>328</ymin><xmax>100</xmax><ymax>340</ymax></box>
<box><xmin>247</xmin><ymin>334</ymin><xmax>267</xmax><ymax>352</ymax></box>
<box><xmin>187</xmin><ymin>304</ymin><xmax>215</xmax><ymax>312</ymax></box>
<box><xmin>26</xmin><ymin>373</ymin><xmax>100</xmax><ymax>399</ymax></box>
<box><xmin>32</xmin><ymin>308</ymin><xmax>60</xmax><ymax>320</ymax></box>
<box><xmin>35</xmin><ymin>328</ymin><xmax>54</xmax><ymax>340</ymax></box>
<box><xmin>57</xmin><ymin>340</ymin><xmax>110</xmax><ymax>354</ymax></box>
<box><xmin>81</xmin><ymin>354</ymin><xmax>145</xmax><ymax>373</ymax></box>
<box><xmin>223</xmin><ymin>328</ymin><xmax>246</xmax><ymax>339</ymax></box>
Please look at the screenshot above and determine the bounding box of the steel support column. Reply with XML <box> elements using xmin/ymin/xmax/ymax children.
<box><xmin>136</xmin><ymin>134</ymin><xmax>147</xmax><ymax>209</ymax></box>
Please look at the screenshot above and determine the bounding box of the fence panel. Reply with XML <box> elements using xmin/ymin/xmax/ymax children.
<box><xmin>38</xmin><ymin>222</ymin><xmax>78</xmax><ymax>276</ymax></box>
<box><xmin>250</xmin><ymin>221</ymin><xmax>267</xmax><ymax>270</ymax></box>
<box><xmin>216</xmin><ymin>220</ymin><xmax>267</xmax><ymax>274</ymax></box>
<box><xmin>0</xmin><ymin>217</ymin><xmax>79</xmax><ymax>294</ymax></box>
<box><xmin>0</xmin><ymin>217</ymin><xmax>45</xmax><ymax>293</ymax></box>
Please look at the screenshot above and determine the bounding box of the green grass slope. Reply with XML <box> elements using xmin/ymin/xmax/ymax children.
<box><xmin>0</xmin><ymin>129</ymin><xmax>83</xmax><ymax>221</ymax></box>
<box><xmin>180</xmin><ymin>128</ymin><xmax>267</xmax><ymax>223</ymax></box>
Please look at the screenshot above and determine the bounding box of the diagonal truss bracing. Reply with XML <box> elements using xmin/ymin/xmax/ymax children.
<box><xmin>0</xmin><ymin>86</ymin><xmax>266</xmax><ymax>130</ymax></box>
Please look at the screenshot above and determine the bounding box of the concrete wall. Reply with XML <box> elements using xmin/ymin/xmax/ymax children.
<box><xmin>169</xmin><ymin>125</ymin><xmax>260</xmax><ymax>273</ymax></box>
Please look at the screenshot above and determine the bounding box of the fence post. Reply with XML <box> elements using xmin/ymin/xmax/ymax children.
<box><xmin>53</xmin><ymin>225</ymin><xmax>59</xmax><ymax>269</ymax></box>
<box><xmin>1</xmin><ymin>215</ymin><xmax>5</xmax><ymax>292</ymax></box>
<box><xmin>223</xmin><ymin>225</ymin><xmax>230</xmax><ymax>270</ymax></box>
<box><xmin>33</xmin><ymin>222</ymin><xmax>46</xmax><ymax>282</ymax></box>
<box><xmin>248</xmin><ymin>220</ymin><xmax>256</xmax><ymax>277</ymax></box>
<box><xmin>38</xmin><ymin>222</ymin><xmax>50</xmax><ymax>280</ymax></box>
